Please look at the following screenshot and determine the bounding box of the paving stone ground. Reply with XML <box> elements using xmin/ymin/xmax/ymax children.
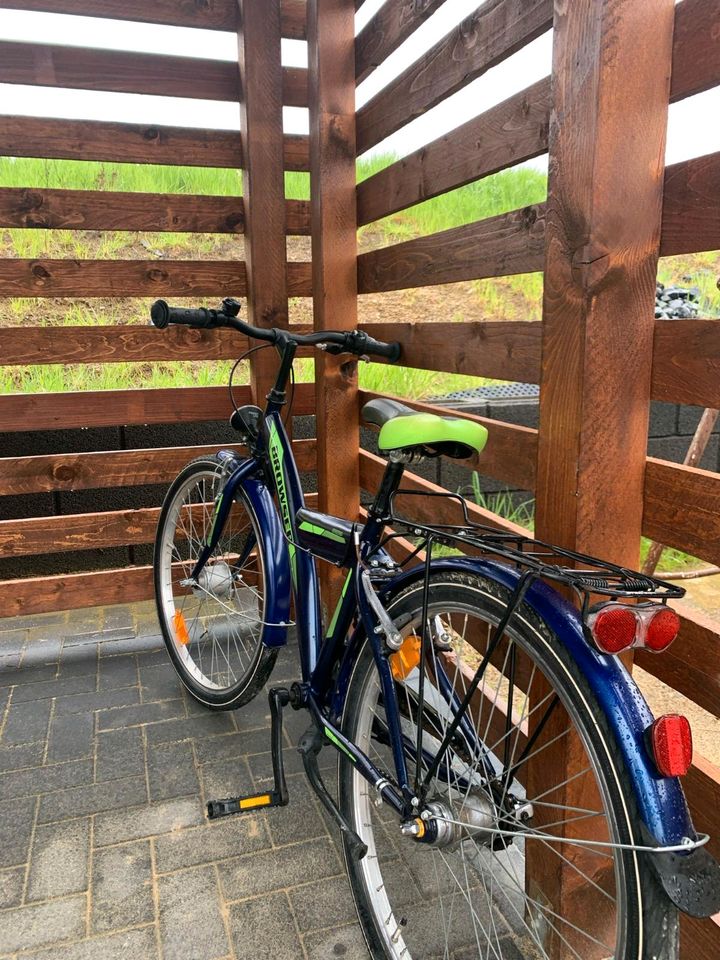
<box><xmin>0</xmin><ymin>601</ymin><xmax>366</xmax><ymax>960</ymax></box>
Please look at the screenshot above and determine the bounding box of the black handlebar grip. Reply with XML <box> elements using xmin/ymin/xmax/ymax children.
<box><xmin>150</xmin><ymin>300</ymin><xmax>216</xmax><ymax>329</ymax></box>
<box><xmin>366</xmin><ymin>339</ymin><xmax>402</xmax><ymax>363</ymax></box>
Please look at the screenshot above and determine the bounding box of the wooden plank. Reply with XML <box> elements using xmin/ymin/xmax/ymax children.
<box><xmin>0</xmin><ymin>260</ymin><xmax>312</xmax><ymax>298</ymax></box>
<box><xmin>359</xmin><ymin>320</ymin><xmax>542</xmax><ymax>383</ymax></box>
<box><xmin>680</xmin><ymin>915</ymin><xmax>720</xmax><ymax>960</ymax></box>
<box><xmin>661</xmin><ymin>152</ymin><xmax>720</xmax><ymax>257</ymax></box>
<box><xmin>0</xmin><ymin>491</ymin><xmax>323</xmax><ymax>617</ymax></box>
<box><xmin>0</xmin><ymin>41</ymin><xmax>307</xmax><ymax>107</ymax></box>
<box><xmin>357</xmin><ymin>77</ymin><xmax>551</xmax><ymax>226</ymax></box>
<box><xmin>0</xmin><ymin>507</ymin><xmax>164</xmax><ymax>556</ymax></box>
<box><xmin>670</xmin><ymin>0</ymin><xmax>720</xmax><ymax>103</ymax></box>
<box><xmin>0</xmin><ymin>188</ymin><xmax>311</xmax><ymax>235</ymax></box>
<box><xmin>532</xmin><ymin>0</ymin><xmax>675</xmax><ymax>943</ymax></box>
<box><xmin>643</xmin><ymin>458</ymin><xmax>720</xmax><ymax>567</ymax></box>
<box><xmin>354</xmin><ymin>0</ymin><xmax>445</xmax><ymax>84</ymax></box>
<box><xmin>308</xmin><ymin>0</ymin><xmax>360</xmax><ymax>605</ymax></box>
<box><xmin>0</xmin><ymin>115</ymin><xmax>309</xmax><ymax>171</ymax></box>
<box><xmin>651</xmin><ymin>318</ymin><xmax>720</xmax><ymax>409</ymax></box>
<box><xmin>238</xmin><ymin>0</ymin><xmax>290</xmax><ymax>408</ymax></box>
<box><xmin>2</xmin><ymin>323</ymin><xmax>316</xmax><ymax>366</ymax></box>
<box><xmin>359</xmin><ymin>389</ymin><xmax>538</xmax><ymax>490</ymax></box>
<box><xmin>359</xmin><ymin>450</ymin><xmax>530</xmax><ymax>538</ymax></box>
<box><xmin>358</xmin><ymin>205</ymin><xmax>546</xmax><ymax>293</ymax></box>
<box><xmin>0</xmin><ymin>382</ymin><xmax>315</xmax><ymax>431</ymax></box>
<box><xmin>684</xmin><ymin>755</ymin><xmax>720</xmax><ymax>860</ymax></box>
<box><xmin>0</xmin><ymin>439</ymin><xmax>317</xmax><ymax>496</ymax></box>
<box><xmin>355</xmin><ymin>0</ymin><xmax>553</xmax><ymax>154</ymax></box>
<box><xmin>636</xmin><ymin>603</ymin><xmax>720</xmax><ymax>719</ymax></box>
<box><xmin>0</xmin><ymin>1</ymin><xmax>307</xmax><ymax>39</ymax></box>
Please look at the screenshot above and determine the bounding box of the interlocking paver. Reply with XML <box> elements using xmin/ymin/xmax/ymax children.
<box><xmin>27</xmin><ymin>818</ymin><xmax>90</xmax><ymax>902</ymax></box>
<box><xmin>289</xmin><ymin>874</ymin><xmax>356</xmax><ymax>933</ymax></box>
<box><xmin>0</xmin><ymin>866</ymin><xmax>25</xmax><ymax>909</ymax></box>
<box><xmin>54</xmin><ymin>687</ymin><xmax>139</xmax><ymax>717</ymax></box>
<box><xmin>37</xmin><ymin>775</ymin><xmax>148</xmax><ymax>823</ymax></box>
<box><xmin>11</xmin><ymin>674</ymin><xmax>96</xmax><ymax>703</ymax></box>
<box><xmin>228</xmin><ymin>893</ymin><xmax>304</xmax><ymax>960</ymax></box>
<box><xmin>158</xmin><ymin>865</ymin><xmax>229</xmax><ymax>960</ymax></box>
<box><xmin>18</xmin><ymin>926</ymin><xmax>158</xmax><ymax>960</ymax></box>
<box><xmin>0</xmin><ymin>796</ymin><xmax>35</xmax><ymax>867</ymax></box>
<box><xmin>154</xmin><ymin>816</ymin><xmax>270</xmax><ymax>874</ymax></box>
<box><xmin>0</xmin><ymin>894</ymin><xmax>86</xmax><ymax>953</ymax></box>
<box><xmin>47</xmin><ymin>712</ymin><xmax>94</xmax><ymax>763</ymax></box>
<box><xmin>198</xmin><ymin>755</ymin><xmax>255</xmax><ymax>802</ymax></box>
<box><xmin>96</xmin><ymin>699</ymin><xmax>185</xmax><ymax>732</ymax></box>
<box><xmin>138</xmin><ymin>662</ymin><xmax>184</xmax><ymax>703</ymax></box>
<box><xmin>95</xmin><ymin>727</ymin><xmax>145</xmax><ymax>782</ymax></box>
<box><xmin>94</xmin><ymin>797</ymin><xmax>204</xmax><ymax>847</ymax></box>
<box><xmin>0</xmin><ymin>757</ymin><xmax>93</xmax><ymax>801</ymax></box>
<box><xmin>0</xmin><ymin>741</ymin><xmax>44</xmax><ymax>773</ymax></box>
<box><xmin>146</xmin><ymin>740</ymin><xmax>199</xmax><ymax>802</ymax></box>
<box><xmin>91</xmin><ymin>840</ymin><xmax>154</xmax><ymax>933</ymax></box>
<box><xmin>2</xmin><ymin>699</ymin><xmax>52</xmax><ymax>745</ymax></box>
<box><xmin>97</xmin><ymin>654</ymin><xmax>138</xmax><ymax>691</ymax></box>
<box><xmin>0</xmin><ymin>664</ymin><xmax>56</xmax><ymax>688</ymax></box>
<box><xmin>303</xmin><ymin>923</ymin><xmax>369</xmax><ymax>960</ymax></box>
<box><xmin>143</xmin><ymin>713</ymin><xmax>234</xmax><ymax>746</ymax></box>
<box><xmin>219</xmin><ymin>836</ymin><xmax>342</xmax><ymax>901</ymax></box>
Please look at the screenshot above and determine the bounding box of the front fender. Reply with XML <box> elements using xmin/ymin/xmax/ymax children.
<box><xmin>367</xmin><ymin>557</ymin><xmax>696</xmax><ymax>848</ymax></box>
<box><xmin>227</xmin><ymin>459</ymin><xmax>291</xmax><ymax>648</ymax></box>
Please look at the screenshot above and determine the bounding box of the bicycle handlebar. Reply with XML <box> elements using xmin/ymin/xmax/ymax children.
<box><xmin>150</xmin><ymin>299</ymin><xmax>401</xmax><ymax>362</ymax></box>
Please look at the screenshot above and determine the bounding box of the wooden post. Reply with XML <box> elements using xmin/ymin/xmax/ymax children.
<box><xmin>308</xmin><ymin>0</ymin><xmax>360</xmax><ymax>609</ymax></box>
<box><xmin>237</xmin><ymin>0</ymin><xmax>288</xmax><ymax>407</ymax></box>
<box><xmin>531</xmin><ymin>0</ymin><xmax>676</xmax><ymax>955</ymax></box>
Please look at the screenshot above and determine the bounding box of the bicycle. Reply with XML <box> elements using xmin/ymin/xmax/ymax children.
<box><xmin>150</xmin><ymin>297</ymin><xmax>720</xmax><ymax>960</ymax></box>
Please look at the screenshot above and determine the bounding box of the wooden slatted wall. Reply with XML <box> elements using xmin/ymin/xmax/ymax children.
<box><xmin>353</xmin><ymin>0</ymin><xmax>720</xmax><ymax>956</ymax></box>
<box><xmin>0</xmin><ymin>0</ymin><xmax>317</xmax><ymax>612</ymax></box>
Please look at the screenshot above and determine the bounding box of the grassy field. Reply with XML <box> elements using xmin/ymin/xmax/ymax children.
<box><xmin>1</xmin><ymin>154</ymin><xmax>718</xmax><ymax>399</ymax></box>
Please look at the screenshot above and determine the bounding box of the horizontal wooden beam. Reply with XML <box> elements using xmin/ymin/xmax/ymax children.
<box><xmin>661</xmin><ymin>151</ymin><xmax>720</xmax><ymax>256</ymax></box>
<box><xmin>357</xmin><ymin>77</ymin><xmax>551</xmax><ymax>226</ymax></box>
<box><xmin>359</xmin><ymin>319</ymin><xmax>542</xmax><ymax>383</ymax></box>
<box><xmin>1</xmin><ymin>323</ymin><xmax>316</xmax><ymax>366</ymax></box>
<box><xmin>681</xmin><ymin>914</ymin><xmax>720</xmax><ymax>960</ymax></box>
<box><xmin>359</xmin><ymin>390</ymin><xmax>537</xmax><ymax>490</ymax></box>
<box><xmin>670</xmin><ymin>0</ymin><xmax>720</xmax><ymax>102</ymax></box>
<box><xmin>684</xmin><ymin>755</ymin><xmax>720</xmax><ymax>861</ymax></box>
<box><xmin>0</xmin><ymin>41</ymin><xmax>307</xmax><ymax>107</ymax></box>
<box><xmin>358</xmin><ymin>205</ymin><xmax>546</xmax><ymax>293</ymax></box>
<box><xmin>643</xmin><ymin>458</ymin><xmax>720</xmax><ymax>567</ymax></box>
<box><xmin>636</xmin><ymin>603</ymin><xmax>720</xmax><ymax>719</ymax></box>
<box><xmin>0</xmin><ymin>188</ymin><xmax>311</xmax><ymax>235</ymax></box>
<box><xmin>0</xmin><ymin>115</ymin><xmax>309</xmax><ymax>170</ymax></box>
<box><xmin>0</xmin><ymin>1</ymin><xmax>307</xmax><ymax>39</ymax></box>
<box><xmin>651</xmin><ymin>318</ymin><xmax>720</xmax><ymax>409</ymax></box>
<box><xmin>0</xmin><ymin>382</ymin><xmax>315</xmax><ymax>431</ymax></box>
<box><xmin>355</xmin><ymin>0</ymin><xmax>553</xmax><ymax>154</ymax></box>
<box><xmin>0</xmin><ymin>439</ymin><xmax>316</xmax><ymax>496</ymax></box>
<box><xmin>0</xmin><ymin>259</ymin><xmax>312</xmax><ymax>298</ymax></box>
<box><xmin>354</xmin><ymin>0</ymin><xmax>445</xmax><ymax>84</ymax></box>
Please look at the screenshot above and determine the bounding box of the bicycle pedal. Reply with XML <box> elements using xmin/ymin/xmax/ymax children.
<box><xmin>207</xmin><ymin>789</ymin><xmax>287</xmax><ymax>820</ymax></box>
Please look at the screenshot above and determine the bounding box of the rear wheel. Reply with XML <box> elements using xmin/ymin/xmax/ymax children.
<box><xmin>154</xmin><ymin>456</ymin><xmax>276</xmax><ymax>710</ymax></box>
<box><xmin>339</xmin><ymin>571</ymin><xmax>677</xmax><ymax>960</ymax></box>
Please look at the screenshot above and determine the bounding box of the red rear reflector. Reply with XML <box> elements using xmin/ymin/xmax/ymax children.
<box><xmin>650</xmin><ymin>714</ymin><xmax>692</xmax><ymax>777</ymax></box>
<box><xmin>589</xmin><ymin>605</ymin><xmax>637</xmax><ymax>654</ymax></box>
<box><xmin>645</xmin><ymin>607</ymin><xmax>680</xmax><ymax>652</ymax></box>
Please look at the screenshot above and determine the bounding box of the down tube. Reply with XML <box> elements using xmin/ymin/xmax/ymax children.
<box><xmin>265</xmin><ymin>412</ymin><xmax>323</xmax><ymax>679</ymax></box>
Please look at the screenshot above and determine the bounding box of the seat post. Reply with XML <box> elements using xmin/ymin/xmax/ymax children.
<box><xmin>368</xmin><ymin>459</ymin><xmax>405</xmax><ymax>521</ymax></box>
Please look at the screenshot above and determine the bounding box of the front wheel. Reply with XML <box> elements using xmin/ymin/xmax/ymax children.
<box><xmin>339</xmin><ymin>571</ymin><xmax>677</xmax><ymax>960</ymax></box>
<box><xmin>153</xmin><ymin>455</ymin><xmax>277</xmax><ymax>710</ymax></box>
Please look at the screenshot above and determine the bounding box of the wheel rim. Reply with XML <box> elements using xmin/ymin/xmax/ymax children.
<box><xmin>349</xmin><ymin>589</ymin><xmax>635</xmax><ymax>960</ymax></box>
<box><xmin>158</xmin><ymin>465</ymin><xmax>266</xmax><ymax>693</ymax></box>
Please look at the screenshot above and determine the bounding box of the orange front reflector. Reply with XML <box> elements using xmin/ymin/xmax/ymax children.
<box><xmin>173</xmin><ymin>610</ymin><xmax>190</xmax><ymax>646</ymax></box>
<box><xmin>390</xmin><ymin>635</ymin><xmax>422</xmax><ymax>681</ymax></box>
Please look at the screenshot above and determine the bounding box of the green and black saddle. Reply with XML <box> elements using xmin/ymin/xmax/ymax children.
<box><xmin>362</xmin><ymin>398</ymin><xmax>488</xmax><ymax>461</ymax></box>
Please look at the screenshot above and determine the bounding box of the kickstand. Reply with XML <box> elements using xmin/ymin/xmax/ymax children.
<box><xmin>298</xmin><ymin>723</ymin><xmax>368</xmax><ymax>861</ymax></box>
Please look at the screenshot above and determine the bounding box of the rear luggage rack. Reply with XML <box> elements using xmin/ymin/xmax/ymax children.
<box><xmin>381</xmin><ymin>489</ymin><xmax>685</xmax><ymax>606</ymax></box>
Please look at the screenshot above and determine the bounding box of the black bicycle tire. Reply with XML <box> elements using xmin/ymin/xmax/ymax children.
<box><xmin>153</xmin><ymin>455</ymin><xmax>277</xmax><ymax>711</ymax></box>
<box><xmin>338</xmin><ymin>570</ymin><xmax>678</xmax><ymax>960</ymax></box>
